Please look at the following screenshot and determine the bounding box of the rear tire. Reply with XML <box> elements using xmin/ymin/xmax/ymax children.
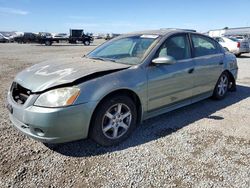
<box><xmin>212</xmin><ymin>72</ymin><xmax>229</xmax><ymax>100</ymax></box>
<box><xmin>84</xmin><ymin>40</ymin><xmax>90</xmax><ymax>46</ymax></box>
<box><xmin>45</xmin><ymin>40</ymin><xmax>52</xmax><ymax>46</ymax></box>
<box><xmin>89</xmin><ymin>95</ymin><xmax>137</xmax><ymax>146</ymax></box>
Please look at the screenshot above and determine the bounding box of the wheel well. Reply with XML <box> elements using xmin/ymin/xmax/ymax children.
<box><xmin>89</xmin><ymin>89</ymin><xmax>142</xmax><ymax>135</ymax></box>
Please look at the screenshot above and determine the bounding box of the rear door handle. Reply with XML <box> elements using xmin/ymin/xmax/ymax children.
<box><xmin>188</xmin><ymin>68</ymin><xmax>194</xmax><ymax>74</ymax></box>
<box><xmin>219</xmin><ymin>62</ymin><xmax>223</xmax><ymax>65</ymax></box>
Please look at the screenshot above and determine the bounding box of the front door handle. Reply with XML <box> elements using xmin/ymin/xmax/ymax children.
<box><xmin>188</xmin><ymin>68</ymin><xmax>194</xmax><ymax>74</ymax></box>
<box><xmin>219</xmin><ymin>62</ymin><xmax>223</xmax><ymax>65</ymax></box>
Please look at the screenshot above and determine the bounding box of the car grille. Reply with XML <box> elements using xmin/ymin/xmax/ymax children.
<box><xmin>11</xmin><ymin>82</ymin><xmax>31</xmax><ymax>105</ymax></box>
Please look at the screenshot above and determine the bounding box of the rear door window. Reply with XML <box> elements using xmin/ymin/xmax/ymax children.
<box><xmin>191</xmin><ymin>35</ymin><xmax>219</xmax><ymax>57</ymax></box>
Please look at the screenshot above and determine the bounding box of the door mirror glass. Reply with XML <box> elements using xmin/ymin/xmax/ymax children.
<box><xmin>152</xmin><ymin>56</ymin><xmax>176</xmax><ymax>65</ymax></box>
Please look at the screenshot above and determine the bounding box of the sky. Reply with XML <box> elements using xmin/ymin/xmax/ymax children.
<box><xmin>0</xmin><ymin>0</ymin><xmax>250</xmax><ymax>34</ymax></box>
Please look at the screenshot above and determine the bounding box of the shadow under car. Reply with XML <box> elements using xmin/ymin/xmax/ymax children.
<box><xmin>44</xmin><ymin>84</ymin><xmax>250</xmax><ymax>157</ymax></box>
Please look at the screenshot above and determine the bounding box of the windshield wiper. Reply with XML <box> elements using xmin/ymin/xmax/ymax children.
<box><xmin>89</xmin><ymin>56</ymin><xmax>116</xmax><ymax>62</ymax></box>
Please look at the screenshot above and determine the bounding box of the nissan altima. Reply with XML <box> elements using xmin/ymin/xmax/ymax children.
<box><xmin>7</xmin><ymin>29</ymin><xmax>238</xmax><ymax>146</ymax></box>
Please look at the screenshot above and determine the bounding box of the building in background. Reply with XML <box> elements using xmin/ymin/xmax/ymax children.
<box><xmin>208</xmin><ymin>27</ymin><xmax>250</xmax><ymax>38</ymax></box>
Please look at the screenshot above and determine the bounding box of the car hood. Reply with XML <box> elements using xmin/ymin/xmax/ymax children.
<box><xmin>15</xmin><ymin>57</ymin><xmax>130</xmax><ymax>92</ymax></box>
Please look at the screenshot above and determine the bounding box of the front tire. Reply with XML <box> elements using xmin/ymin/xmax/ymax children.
<box><xmin>89</xmin><ymin>95</ymin><xmax>137</xmax><ymax>146</ymax></box>
<box><xmin>213</xmin><ymin>72</ymin><xmax>229</xmax><ymax>100</ymax></box>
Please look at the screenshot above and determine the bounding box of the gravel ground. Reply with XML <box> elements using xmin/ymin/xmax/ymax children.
<box><xmin>0</xmin><ymin>41</ymin><xmax>249</xmax><ymax>188</ymax></box>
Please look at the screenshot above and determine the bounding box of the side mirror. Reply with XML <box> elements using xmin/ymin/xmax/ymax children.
<box><xmin>152</xmin><ymin>56</ymin><xmax>176</xmax><ymax>65</ymax></box>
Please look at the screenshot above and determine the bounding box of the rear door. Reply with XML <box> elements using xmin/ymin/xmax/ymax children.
<box><xmin>190</xmin><ymin>34</ymin><xmax>223</xmax><ymax>97</ymax></box>
<box><xmin>147</xmin><ymin>33</ymin><xmax>195</xmax><ymax>111</ymax></box>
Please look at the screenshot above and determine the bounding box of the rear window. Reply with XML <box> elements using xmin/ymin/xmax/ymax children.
<box><xmin>229</xmin><ymin>38</ymin><xmax>239</xmax><ymax>42</ymax></box>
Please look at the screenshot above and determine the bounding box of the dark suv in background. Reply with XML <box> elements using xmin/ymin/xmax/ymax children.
<box><xmin>14</xmin><ymin>32</ymin><xmax>38</xmax><ymax>43</ymax></box>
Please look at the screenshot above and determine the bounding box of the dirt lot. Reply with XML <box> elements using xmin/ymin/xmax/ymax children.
<box><xmin>0</xmin><ymin>41</ymin><xmax>249</xmax><ymax>188</ymax></box>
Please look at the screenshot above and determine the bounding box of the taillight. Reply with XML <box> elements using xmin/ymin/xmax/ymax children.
<box><xmin>237</xmin><ymin>42</ymin><xmax>240</xmax><ymax>48</ymax></box>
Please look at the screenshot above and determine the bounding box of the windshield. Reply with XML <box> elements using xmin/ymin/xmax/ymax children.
<box><xmin>87</xmin><ymin>35</ymin><xmax>158</xmax><ymax>65</ymax></box>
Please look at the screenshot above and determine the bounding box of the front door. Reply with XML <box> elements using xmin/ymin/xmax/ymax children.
<box><xmin>147</xmin><ymin>34</ymin><xmax>195</xmax><ymax>112</ymax></box>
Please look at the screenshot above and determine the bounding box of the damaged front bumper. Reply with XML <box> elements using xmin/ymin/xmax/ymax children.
<box><xmin>7</xmin><ymin>91</ymin><xmax>97</xmax><ymax>143</ymax></box>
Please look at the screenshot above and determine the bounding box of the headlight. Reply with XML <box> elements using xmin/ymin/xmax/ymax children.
<box><xmin>34</xmin><ymin>87</ymin><xmax>80</xmax><ymax>107</ymax></box>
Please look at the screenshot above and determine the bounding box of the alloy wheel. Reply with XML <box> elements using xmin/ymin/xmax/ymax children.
<box><xmin>102</xmin><ymin>103</ymin><xmax>132</xmax><ymax>139</ymax></box>
<box><xmin>217</xmin><ymin>74</ymin><xmax>228</xmax><ymax>96</ymax></box>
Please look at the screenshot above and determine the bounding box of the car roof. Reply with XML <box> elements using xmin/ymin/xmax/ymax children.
<box><xmin>125</xmin><ymin>28</ymin><xmax>197</xmax><ymax>36</ymax></box>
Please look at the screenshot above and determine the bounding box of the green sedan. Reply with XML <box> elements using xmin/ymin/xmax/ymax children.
<box><xmin>7</xmin><ymin>29</ymin><xmax>238</xmax><ymax>146</ymax></box>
